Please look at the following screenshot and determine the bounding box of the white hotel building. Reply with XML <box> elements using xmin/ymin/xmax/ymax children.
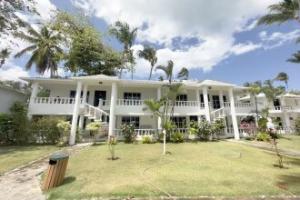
<box><xmin>22</xmin><ymin>74</ymin><xmax>300</xmax><ymax>145</ymax></box>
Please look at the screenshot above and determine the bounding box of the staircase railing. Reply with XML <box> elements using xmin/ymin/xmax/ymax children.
<box><xmin>84</xmin><ymin>103</ymin><xmax>109</xmax><ymax>123</ymax></box>
<box><xmin>210</xmin><ymin>107</ymin><xmax>225</xmax><ymax>121</ymax></box>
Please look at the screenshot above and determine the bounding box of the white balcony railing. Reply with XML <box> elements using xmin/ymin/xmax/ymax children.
<box><xmin>33</xmin><ymin>97</ymin><xmax>83</xmax><ymax>104</ymax></box>
<box><xmin>116</xmin><ymin>99</ymin><xmax>205</xmax><ymax>108</ymax></box>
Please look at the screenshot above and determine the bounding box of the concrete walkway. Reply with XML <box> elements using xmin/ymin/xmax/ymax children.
<box><xmin>0</xmin><ymin>143</ymin><xmax>91</xmax><ymax>200</ymax></box>
<box><xmin>228</xmin><ymin>139</ymin><xmax>300</xmax><ymax>158</ymax></box>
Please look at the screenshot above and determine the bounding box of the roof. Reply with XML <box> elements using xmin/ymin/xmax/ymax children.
<box><xmin>239</xmin><ymin>93</ymin><xmax>265</xmax><ymax>101</ymax></box>
<box><xmin>277</xmin><ymin>93</ymin><xmax>300</xmax><ymax>98</ymax></box>
<box><xmin>0</xmin><ymin>84</ymin><xmax>27</xmax><ymax>95</ymax></box>
<box><xmin>20</xmin><ymin>75</ymin><xmax>247</xmax><ymax>90</ymax></box>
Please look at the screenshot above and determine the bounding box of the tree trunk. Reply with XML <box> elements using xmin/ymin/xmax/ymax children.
<box><xmin>163</xmin><ymin>129</ymin><xmax>166</xmax><ymax>155</ymax></box>
<box><xmin>148</xmin><ymin>65</ymin><xmax>154</xmax><ymax>80</ymax></box>
<box><xmin>254</xmin><ymin>96</ymin><xmax>259</xmax><ymax>128</ymax></box>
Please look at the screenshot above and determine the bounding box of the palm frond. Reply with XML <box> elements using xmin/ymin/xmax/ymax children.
<box><xmin>177</xmin><ymin>67</ymin><xmax>189</xmax><ymax>80</ymax></box>
<box><xmin>14</xmin><ymin>45</ymin><xmax>36</xmax><ymax>58</ymax></box>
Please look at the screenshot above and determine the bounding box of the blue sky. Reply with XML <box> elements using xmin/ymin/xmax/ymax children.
<box><xmin>1</xmin><ymin>0</ymin><xmax>300</xmax><ymax>90</ymax></box>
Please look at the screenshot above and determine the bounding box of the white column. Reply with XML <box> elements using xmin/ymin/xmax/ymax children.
<box><xmin>69</xmin><ymin>81</ymin><xmax>82</xmax><ymax>145</ymax></box>
<box><xmin>219</xmin><ymin>90</ymin><xmax>224</xmax><ymax>108</ymax></box>
<box><xmin>229</xmin><ymin>88</ymin><xmax>240</xmax><ymax>140</ymax></box>
<box><xmin>281</xmin><ymin>97</ymin><xmax>291</xmax><ymax>132</ymax></box>
<box><xmin>203</xmin><ymin>86</ymin><xmax>210</xmax><ymax>122</ymax></box>
<box><xmin>108</xmin><ymin>82</ymin><xmax>117</xmax><ymax>136</ymax></box>
<box><xmin>157</xmin><ymin>87</ymin><xmax>162</xmax><ymax>129</ymax></box>
<box><xmin>196</xmin><ymin>89</ymin><xmax>201</xmax><ymax>124</ymax></box>
<box><xmin>28</xmin><ymin>82</ymin><xmax>39</xmax><ymax>119</ymax></box>
<box><xmin>79</xmin><ymin>84</ymin><xmax>88</xmax><ymax>130</ymax></box>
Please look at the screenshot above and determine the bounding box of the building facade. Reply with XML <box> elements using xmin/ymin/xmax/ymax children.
<box><xmin>22</xmin><ymin>75</ymin><xmax>300</xmax><ymax>145</ymax></box>
<box><xmin>0</xmin><ymin>85</ymin><xmax>27</xmax><ymax>113</ymax></box>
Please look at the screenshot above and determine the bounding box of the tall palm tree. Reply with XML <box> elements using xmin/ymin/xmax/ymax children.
<box><xmin>257</xmin><ymin>0</ymin><xmax>300</xmax><ymax>25</ymax></box>
<box><xmin>177</xmin><ymin>67</ymin><xmax>189</xmax><ymax>80</ymax></box>
<box><xmin>109</xmin><ymin>21</ymin><xmax>137</xmax><ymax>79</ymax></box>
<box><xmin>138</xmin><ymin>46</ymin><xmax>157</xmax><ymax>80</ymax></box>
<box><xmin>156</xmin><ymin>60</ymin><xmax>174</xmax><ymax>84</ymax></box>
<box><xmin>14</xmin><ymin>26</ymin><xmax>64</xmax><ymax>77</ymax></box>
<box><xmin>244</xmin><ymin>81</ymin><xmax>262</xmax><ymax>126</ymax></box>
<box><xmin>0</xmin><ymin>48</ymin><xmax>10</xmax><ymax>68</ymax></box>
<box><xmin>275</xmin><ymin>72</ymin><xmax>289</xmax><ymax>90</ymax></box>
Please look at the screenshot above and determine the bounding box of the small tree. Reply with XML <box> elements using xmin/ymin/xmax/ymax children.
<box><xmin>56</xmin><ymin>120</ymin><xmax>71</xmax><ymax>146</ymax></box>
<box><xmin>108</xmin><ymin>135</ymin><xmax>117</xmax><ymax>160</ymax></box>
<box><xmin>86</xmin><ymin>122</ymin><xmax>101</xmax><ymax>143</ymax></box>
<box><xmin>294</xmin><ymin>117</ymin><xmax>300</xmax><ymax>134</ymax></box>
<box><xmin>211</xmin><ymin>119</ymin><xmax>226</xmax><ymax>139</ymax></box>
<box><xmin>121</xmin><ymin>123</ymin><xmax>136</xmax><ymax>143</ymax></box>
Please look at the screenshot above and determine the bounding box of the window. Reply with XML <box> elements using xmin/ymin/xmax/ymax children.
<box><xmin>200</xmin><ymin>94</ymin><xmax>204</xmax><ymax>103</ymax></box>
<box><xmin>212</xmin><ymin>95</ymin><xmax>220</xmax><ymax>109</ymax></box>
<box><xmin>223</xmin><ymin>96</ymin><xmax>227</xmax><ymax>103</ymax></box>
<box><xmin>70</xmin><ymin>90</ymin><xmax>90</xmax><ymax>102</ymax></box>
<box><xmin>121</xmin><ymin>116</ymin><xmax>140</xmax><ymax>128</ymax></box>
<box><xmin>124</xmin><ymin>92</ymin><xmax>141</xmax><ymax>100</ymax></box>
<box><xmin>189</xmin><ymin>116</ymin><xmax>198</xmax><ymax>123</ymax></box>
<box><xmin>176</xmin><ymin>94</ymin><xmax>188</xmax><ymax>101</ymax></box>
<box><xmin>171</xmin><ymin>117</ymin><xmax>187</xmax><ymax>128</ymax></box>
<box><xmin>273</xmin><ymin>99</ymin><xmax>281</xmax><ymax>107</ymax></box>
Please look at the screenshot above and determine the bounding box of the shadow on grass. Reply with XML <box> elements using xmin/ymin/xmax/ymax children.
<box><xmin>276</xmin><ymin>174</ymin><xmax>300</xmax><ymax>190</ymax></box>
<box><xmin>61</xmin><ymin>176</ymin><xmax>76</xmax><ymax>185</ymax></box>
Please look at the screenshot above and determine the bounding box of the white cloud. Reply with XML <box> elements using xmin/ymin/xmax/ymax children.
<box><xmin>0</xmin><ymin>62</ymin><xmax>29</xmax><ymax>82</ymax></box>
<box><xmin>259</xmin><ymin>30</ymin><xmax>300</xmax><ymax>49</ymax></box>
<box><xmin>230</xmin><ymin>42</ymin><xmax>262</xmax><ymax>55</ymax></box>
<box><xmin>73</xmin><ymin>0</ymin><xmax>279</xmax><ymax>77</ymax></box>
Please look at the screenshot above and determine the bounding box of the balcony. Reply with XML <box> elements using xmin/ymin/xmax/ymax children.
<box><xmin>29</xmin><ymin>97</ymin><xmax>83</xmax><ymax>115</ymax></box>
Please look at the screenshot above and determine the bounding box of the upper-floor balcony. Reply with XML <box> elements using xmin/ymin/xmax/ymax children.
<box><xmin>28</xmin><ymin>96</ymin><xmax>255</xmax><ymax>116</ymax></box>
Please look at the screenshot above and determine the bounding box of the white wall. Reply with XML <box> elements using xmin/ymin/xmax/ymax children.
<box><xmin>0</xmin><ymin>87</ymin><xmax>27</xmax><ymax>113</ymax></box>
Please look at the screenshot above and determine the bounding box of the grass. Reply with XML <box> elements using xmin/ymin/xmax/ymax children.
<box><xmin>278</xmin><ymin>135</ymin><xmax>300</xmax><ymax>152</ymax></box>
<box><xmin>0</xmin><ymin>145</ymin><xmax>60</xmax><ymax>174</ymax></box>
<box><xmin>46</xmin><ymin>141</ymin><xmax>300</xmax><ymax>199</ymax></box>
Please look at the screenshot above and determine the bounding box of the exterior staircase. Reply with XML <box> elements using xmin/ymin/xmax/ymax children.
<box><xmin>210</xmin><ymin>107</ymin><xmax>226</xmax><ymax>122</ymax></box>
<box><xmin>82</xmin><ymin>103</ymin><xmax>109</xmax><ymax>123</ymax></box>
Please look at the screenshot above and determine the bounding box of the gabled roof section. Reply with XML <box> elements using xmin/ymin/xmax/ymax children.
<box><xmin>71</xmin><ymin>74</ymin><xmax>119</xmax><ymax>81</ymax></box>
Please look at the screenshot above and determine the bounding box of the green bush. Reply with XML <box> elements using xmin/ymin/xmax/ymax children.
<box><xmin>258</xmin><ymin>117</ymin><xmax>268</xmax><ymax>132</ymax></box>
<box><xmin>10</xmin><ymin>102</ymin><xmax>32</xmax><ymax>144</ymax></box>
<box><xmin>0</xmin><ymin>113</ymin><xmax>13</xmax><ymax>144</ymax></box>
<box><xmin>256</xmin><ymin>132</ymin><xmax>271</xmax><ymax>141</ymax></box>
<box><xmin>142</xmin><ymin>135</ymin><xmax>154</xmax><ymax>144</ymax></box>
<box><xmin>295</xmin><ymin>117</ymin><xmax>300</xmax><ymax>135</ymax></box>
<box><xmin>171</xmin><ymin>132</ymin><xmax>184</xmax><ymax>143</ymax></box>
<box><xmin>121</xmin><ymin>123</ymin><xmax>136</xmax><ymax>143</ymax></box>
<box><xmin>31</xmin><ymin>117</ymin><xmax>62</xmax><ymax>144</ymax></box>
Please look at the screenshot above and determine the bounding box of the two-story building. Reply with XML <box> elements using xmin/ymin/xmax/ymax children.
<box><xmin>21</xmin><ymin>74</ymin><xmax>299</xmax><ymax>145</ymax></box>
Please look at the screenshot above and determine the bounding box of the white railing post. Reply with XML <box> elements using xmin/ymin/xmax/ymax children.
<box><xmin>157</xmin><ymin>87</ymin><xmax>162</xmax><ymax>130</ymax></box>
<box><xmin>69</xmin><ymin>81</ymin><xmax>82</xmax><ymax>145</ymax></box>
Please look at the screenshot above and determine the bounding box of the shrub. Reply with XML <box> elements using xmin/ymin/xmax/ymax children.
<box><xmin>295</xmin><ymin>117</ymin><xmax>300</xmax><ymax>135</ymax></box>
<box><xmin>10</xmin><ymin>102</ymin><xmax>31</xmax><ymax>144</ymax></box>
<box><xmin>121</xmin><ymin>123</ymin><xmax>136</xmax><ymax>143</ymax></box>
<box><xmin>256</xmin><ymin>132</ymin><xmax>271</xmax><ymax>141</ymax></box>
<box><xmin>211</xmin><ymin>119</ymin><xmax>225</xmax><ymax>138</ymax></box>
<box><xmin>0</xmin><ymin>113</ymin><xmax>13</xmax><ymax>144</ymax></box>
<box><xmin>258</xmin><ymin>117</ymin><xmax>268</xmax><ymax>132</ymax></box>
<box><xmin>142</xmin><ymin>135</ymin><xmax>154</xmax><ymax>144</ymax></box>
<box><xmin>56</xmin><ymin>120</ymin><xmax>71</xmax><ymax>146</ymax></box>
<box><xmin>198</xmin><ymin>120</ymin><xmax>212</xmax><ymax>140</ymax></box>
<box><xmin>171</xmin><ymin>132</ymin><xmax>184</xmax><ymax>143</ymax></box>
<box><xmin>31</xmin><ymin>117</ymin><xmax>62</xmax><ymax>144</ymax></box>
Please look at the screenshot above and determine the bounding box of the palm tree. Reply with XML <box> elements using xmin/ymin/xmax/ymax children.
<box><xmin>275</xmin><ymin>72</ymin><xmax>289</xmax><ymax>90</ymax></box>
<box><xmin>109</xmin><ymin>21</ymin><xmax>137</xmax><ymax>79</ymax></box>
<box><xmin>138</xmin><ymin>46</ymin><xmax>157</xmax><ymax>80</ymax></box>
<box><xmin>288</xmin><ymin>51</ymin><xmax>300</xmax><ymax>63</ymax></box>
<box><xmin>14</xmin><ymin>26</ymin><xmax>64</xmax><ymax>77</ymax></box>
<box><xmin>244</xmin><ymin>82</ymin><xmax>262</xmax><ymax>126</ymax></box>
<box><xmin>257</xmin><ymin>0</ymin><xmax>300</xmax><ymax>25</ymax></box>
<box><xmin>0</xmin><ymin>48</ymin><xmax>10</xmax><ymax>68</ymax></box>
<box><xmin>156</xmin><ymin>60</ymin><xmax>174</xmax><ymax>84</ymax></box>
<box><xmin>177</xmin><ymin>67</ymin><xmax>189</xmax><ymax>80</ymax></box>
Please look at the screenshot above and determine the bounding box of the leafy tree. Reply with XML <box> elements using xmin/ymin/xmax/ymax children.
<box><xmin>52</xmin><ymin>12</ymin><xmax>122</xmax><ymax>76</ymax></box>
<box><xmin>109</xmin><ymin>21</ymin><xmax>137</xmax><ymax>79</ymax></box>
<box><xmin>0</xmin><ymin>48</ymin><xmax>11</xmax><ymax>68</ymax></box>
<box><xmin>138</xmin><ymin>46</ymin><xmax>157</xmax><ymax>80</ymax></box>
<box><xmin>156</xmin><ymin>60</ymin><xmax>174</xmax><ymax>84</ymax></box>
<box><xmin>288</xmin><ymin>51</ymin><xmax>300</xmax><ymax>63</ymax></box>
<box><xmin>0</xmin><ymin>0</ymin><xmax>36</xmax><ymax>35</ymax></box>
<box><xmin>177</xmin><ymin>67</ymin><xmax>189</xmax><ymax>80</ymax></box>
<box><xmin>274</xmin><ymin>72</ymin><xmax>289</xmax><ymax>90</ymax></box>
<box><xmin>14</xmin><ymin>26</ymin><xmax>64</xmax><ymax>77</ymax></box>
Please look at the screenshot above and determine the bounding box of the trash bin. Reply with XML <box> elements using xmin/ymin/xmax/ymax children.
<box><xmin>43</xmin><ymin>152</ymin><xmax>69</xmax><ymax>190</ymax></box>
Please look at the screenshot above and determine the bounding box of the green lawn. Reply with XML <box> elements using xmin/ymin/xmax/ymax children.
<box><xmin>278</xmin><ymin>135</ymin><xmax>300</xmax><ymax>152</ymax></box>
<box><xmin>0</xmin><ymin>145</ymin><xmax>60</xmax><ymax>174</ymax></box>
<box><xmin>47</xmin><ymin>142</ymin><xmax>300</xmax><ymax>199</ymax></box>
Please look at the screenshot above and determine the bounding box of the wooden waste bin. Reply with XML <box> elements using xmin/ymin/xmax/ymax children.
<box><xmin>43</xmin><ymin>152</ymin><xmax>69</xmax><ymax>190</ymax></box>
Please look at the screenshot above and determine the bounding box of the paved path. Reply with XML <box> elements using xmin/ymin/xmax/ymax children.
<box><xmin>0</xmin><ymin>143</ymin><xmax>91</xmax><ymax>200</ymax></box>
<box><xmin>228</xmin><ymin>139</ymin><xmax>300</xmax><ymax>158</ymax></box>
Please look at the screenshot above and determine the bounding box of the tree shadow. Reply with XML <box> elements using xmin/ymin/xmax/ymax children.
<box><xmin>276</xmin><ymin>174</ymin><xmax>300</xmax><ymax>190</ymax></box>
<box><xmin>61</xmin><ymin>176</ymin><xmax>76</xmax><ymax>185</ymax></box>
